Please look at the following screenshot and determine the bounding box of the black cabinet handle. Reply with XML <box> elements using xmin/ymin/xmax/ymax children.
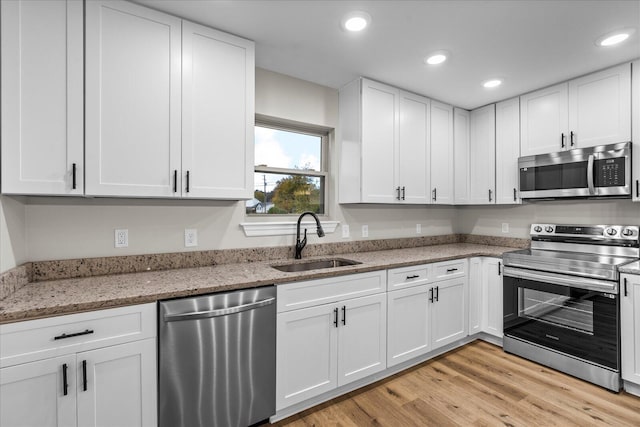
<box><xmin>435</xmin><ymin>286</ymin><xmax>439</xmax><ymax>302</ymax></box>
<box><xmin>72</xmin><ymin>163</ymin><xmax>77</xmax><ymax>190</ymax></box>
<box><xmin>429</xmin><ymin>287</ymin><xmax>434</xmax><ymax>303</ymax></box>
<box><xmin>62</xmin><ymin>363</ymin><xmax>68</xmax><ymax>396</ymax></box>
<box><xmin>173</xmin><ymin>170</ymin><xmax>178</xmax><ymax>193</ymax></box>
<box><xmin>488</xmin><ymin>189</ymin><xmax>492</xmax><ymax>202</ymax></box>
<box><xmin>401</xmin><ymin>186</ymin><xmax>405</xmax><ymax>200</ymax></box>
<box><xmin>406</xmin><ymin>274</ymin><xmax>420</xmax><ymax>280</ymax></box>
<box><xmin>333</xmin><ymin>307</ymin><xmax>338</xmax><ymax>327</ymax></box>
<box><xmin>624</xmin><ymin>278</ymin><xmax>628</xmax><ymax>297</ymax></box>
<box><xmin>54</xmin><ymin>329</ymin><xmax>94</xmax><ymax>340</ymax></box>
<box><xmin>396</xmin><ymin>186</ymin><xmax>401</xmax><ymax>200</ymax></box>
<box><xmin>432</xmin><ymin>188</ymin><xmax>437</xmax><ymax>202</ymax></box>
<box><xmin>570</xmin><ymin>131</ymin><xmax>575</xmax><ymax>147</ymax></box>
<box><xmin>636</xmin><ymin>180</ymin><xmax>639</xmax><ymax>198</ymax></box>
<box><xmin>513</xmin><ymin>188</ymin><xmax>517</xmax><ymax>202</ymax></box>
<box><xmin>446</xmin><ymin>268</ymin><xmax>458</xmax><ymax>273</ymax></box>
<box><xmin>342</xmin><ymin>306</ymin><xmax>346</xmax><ymax>325</ymax></box>
<box><xmin>82</xmin><ymin>360</ymin><xmax>87</xmax><ymax>391</ymax></box>
<box><xmin>498</xmin><ymin>262</ymin><xmax>502</xmax><ymax>276</ymax></box>
<box><xmin>186</xmin><ymin>171</ymin><xmax>190</xmax><ymax>193</ymax></box>
<box><xmin>561</xmin><ymin>133</ymin><xmax>566</xmax><ymax>148</ymax></box>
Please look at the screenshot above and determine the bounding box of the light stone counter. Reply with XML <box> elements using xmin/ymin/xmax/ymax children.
<box><xmin>620</xmin><ymin>260</ymin><xmax>640</xmax><ymax>275</ymax></box>
<box><xmin>0</xmin><ymin>243</ymin><xmax>518</xmax><ymax>324</ymax></box>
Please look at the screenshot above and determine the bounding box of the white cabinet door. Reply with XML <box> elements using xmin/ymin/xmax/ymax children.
<box><xmin>76</xmin><ymin>339</ymin><xmax>157</xmax><ymax>427</ymax></box>
<box><xmin>85</xmin><ymin>0</ymin><xmax>182</xmax><ymax>197</ymax></box>
<box><xmin>469</xmin><ymin>104</ymin><xmax>496</xmax><ymax>204</ymax></box>
<box><xmin>430</xmin><ymin>277</ymin><xmax>468</xmax><ymax>349</ymax></box>
<box><xmin>568</xmin><ymin>63</ymin><xmax>631</xmax><ymax>148</ymax></box>
<box><xmin>387</xmin><ymin>285</ymin><xmax>431</xmax><ymax>367</ymax></box>
<box><xmin>468</xmin><ymin>257</ymin><xmax>483</xmax><ymax>335</ymax></box>
<box><xmin>520</xmin><ymin>83</ymin><xmax>569</xmax><ymax>156</ymax></box>
<box><xmin>398</xmin><ymin>92</ymin><xmax>430</xmax><ymax>204</ymax></box>
<box><xmin>361</xmin><ymin>79</ymin><xmax>399</xmax><ymax>203</ymax></box>
<box><xmin>621</xmin><ymin>274</ymin><xmax>640</xmax><ymax>385</ymax></box>
<box><xmin>338</xmin><ymin>293</ymin><xmax>387</xmax><ymax>386</ymax></box>
<box><xmin>0</xmin><ymin>355</ymin><xmax>77</xmax><ymax>427</ymax></box>
<box><xmin>1</xmin><ymin>0</ymin><xmax>83</xmax><ymax>196</ymax></box>
<box><xmin>632</xmin><ymin>61</ymin><xmax>640</xmax><ymax>202</ymax></box>
<box><xmin>495</xmin><ymin>98</ymin><xmax>521</xmax><ymax>204</ymax></box>
<box><xmin>482</xmin><ymin>258</ymin><xmax>503</xmax><ymax>338</ymax></box>
<box><xmin>182</xmin><ymin>21</ymin><xmax>254</xmax><ymax>199</ymax></box>
<box><xmin>453</xmin><ymin>108</ymin><xmax>471</xmax><ymax>204</ymax></box>
<box><xmin>430</xmin><ymin>101</ymin><xmax>454</xmax><ymax>204</ymax></box>
<box><xmin>276</xmin><ymin>304</ymin><xmax>338</xmax><ymax>410</ymax></box>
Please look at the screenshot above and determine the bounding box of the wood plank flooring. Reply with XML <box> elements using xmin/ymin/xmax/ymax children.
<box><xmin>267</xmin><ymin>341</ymin><xmax>640</xmax><ymax>426</ymax></box>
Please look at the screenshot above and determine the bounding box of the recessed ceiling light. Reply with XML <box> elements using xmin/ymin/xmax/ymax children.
<box><xmin>596</xmin><ymin>28</ymin><xmax>635</xmax><ymax>47</ymax></box>
<box><xmin>342</xmin><ymin>11</ymin><xmax>371</xmax><ymax>32</ymax></box>
<box><xmin>483</xmin><ymin>79</ymin><xmax>502</xmax><ymax>88</ymax></box>
<box><xmin>425</xmin><ymin>52</ymin><xmax>448</xmax><ymax>65</ymax></box>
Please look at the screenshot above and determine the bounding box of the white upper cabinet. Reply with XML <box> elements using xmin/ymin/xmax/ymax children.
<box><xmin>453</xmin><ymin>108</ymin><xmax>471</xmax><ymax>204</ymax></box>
<box><xmin>632</xmin><ymin>60</ymin><xmax>640</xmax><ymax>202</ymax></box>
<box><xmin>430</xmin><ymin>101</ymin><xmax>455</xmax><ymax>204</ymax></box>
<box><xmin>469</xmin><ymin>104</ymin><xmax>496</xmax><ymax>204</ymax></box>
<box><xmin>86</xmin><ymin>0</ymin><xmax>254</xmax><ymax>199</ymax></box>
<box><xmin>181</xmin><ymin>21</ymin><xmax>254</xmax><ymax>199</ymax></box>
<box><xmin>339</xmin><ymin>78</ymin><xmax>430</xmax><ymax>204</ymax></box>
<box><xmin>520</xmin><ymin>63</ymin><xmax>631</xmax><ymax>157</ymax></box>
<box><xmin>520</xmin><ymin>83</ymin><xmax>569</xmax><ymax>156</ymax></box>
<box><xmin>85</xmin><ymin>0</ymin><xmax>182</xmax><ymax>197</ymax></box>
<box><xmin>1</xmin><ymin>0</ymin><xmax>84</xmax><ymax>196</ymax></box>
<box><xmin>398</xmin><ymin>91</ymin><xmax>431</xmax><ymax>204</ymax></box>
<box><xmin>495</xmin><ymin>98</ymin><xmax>521</xmax><ymax>204</ymax></box>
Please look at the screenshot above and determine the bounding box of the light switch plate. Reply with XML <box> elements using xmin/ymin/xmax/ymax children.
<box><xmin>115</xmin><ymin>229</ymin><xmax>128</xmax><ymax>248</ymax></box>
<box><xmin>362</xmin><ymin>225</ymin><xmax>368</xmax><ymax>238</ymax></box>
<box><xmin>185</xmin><ymin>229</ymin><xmax>198</xmax><ymax>247</ymax></box>
<box><xmin>342</xmin><ymin>224</ymin><xmax>350</xmax><ymax>238</ymax></box>
<box><xmin>416</xmin><ymin>224</ymin><xmax>422</xmax><ymax>234</ymax></box>
<box><xmin>502</xmin><ymin>223</ymin><xmax>509</xmax><ymax>233</ymax></box>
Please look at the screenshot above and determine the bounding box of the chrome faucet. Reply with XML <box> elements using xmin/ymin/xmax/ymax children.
<box><xmin>295</xmin><ymin>211</ymin><xmax>325</xmax><ymax>259</ymax></box>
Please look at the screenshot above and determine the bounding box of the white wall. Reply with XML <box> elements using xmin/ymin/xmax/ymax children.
<box><xmin>4</xmin><ymin>68</ymin><xmax>457</xmax><ymax>264</ymax></box>
<box><xmin>0</xmin><ymin>195</ymin><xmax>27</xmax><ymax>272</ymax></box>
<box><xmin>456</xmin><ymin>200</ymin><xmax>640</xmax><ymax>238</ymax></box>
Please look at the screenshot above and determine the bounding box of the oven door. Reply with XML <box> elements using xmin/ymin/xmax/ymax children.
<box><xmin>503</xmin><ymin>267</ymin><xmax>619</xmax><ymax>370</ymax></box>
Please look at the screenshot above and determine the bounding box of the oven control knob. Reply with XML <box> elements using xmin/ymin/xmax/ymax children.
<box><xmin>622</xmin><ymin>228</ymin><xmax>635</xmax><ymax>237</ymax></box>
<box><xmin>533</xmin><ymin>226</ymin><xmax>542</xmax><ymax>233</ymax></box>
<box><xmin>545</xmin><ymin>226</ymin><xmax>554</xmax><ymax>233</ymax></box>
<box><xmin>606</xmin><ymin>228</ymin><xmax>617</xmax><ymax>236</ymax></box>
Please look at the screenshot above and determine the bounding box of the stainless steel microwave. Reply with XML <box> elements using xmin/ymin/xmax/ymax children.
<box><xmin>519</xmin><ymin>142</ymin><xmax>631</xmax><ymax>199</ymax></box>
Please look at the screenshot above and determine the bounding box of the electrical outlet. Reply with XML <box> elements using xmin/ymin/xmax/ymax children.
<box><xmin>362</xmin><ymin>225</ymin><xmax>368</xmax><ymax>238</ymax></box>
<box><xmin>114</xmin><ymin>229</ymin><xmax>128</xmax><ymax>248</ymax></box>
<box><xmin>502</xmin><ymin>223</ymin><xmax>509</xmax><ymax>233</ymax></box>
<box><xmin>342</xmin><ymin>224</ymin><xmax>350</xmax><ymax>238</ymax></box>
<box><xmin>416</xmin><ymin>224</ymin><xmax>422</xmax><ymax>234</ymax></box>
<box><xmin>185</xmin><ymin>229</ymin><xmax>198</xmax><ymax>247</ymax></box>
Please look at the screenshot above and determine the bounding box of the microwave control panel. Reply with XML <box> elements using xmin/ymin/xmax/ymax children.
<box><xmin>595</xmin><ymin>158</ymin><xmax>625</xmax><ymax>187</ymax></box>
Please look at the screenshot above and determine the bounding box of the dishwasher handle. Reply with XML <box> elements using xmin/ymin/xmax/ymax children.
<box><xmin>163</xmin><ymin>297</ymin><xmax>275</xmax><ymax>322</ymax></box>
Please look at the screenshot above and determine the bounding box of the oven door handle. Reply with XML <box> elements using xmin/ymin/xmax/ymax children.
<box><xmin>587</xmin><ymin>154</ymin><xmax>596</xmax><ymax>196</ymax></box>
<box><xmin>503</xmin><ymin>266</ymin><xmax>618</xmax><ymax>294</ymax></box>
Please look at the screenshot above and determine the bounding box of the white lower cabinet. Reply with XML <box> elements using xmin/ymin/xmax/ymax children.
<box><xmin>621</xmin><ymin>273</ymin><xmax>640</xmax><ymax>390</ymax></box>
<box><xmin>468</xmin><ymin>257</ymin><xmax>503</xmax><ymax>338</ymax></box>
<box><xmin>0</xmin><ymin>304</ymin><xmax>157</xmax><ymax>427</ymax></box>
<box><xmin>430</xmin><ymin>277</ymin><xmax>469</xmax><ymax>348</ymax></box>
<box><xmin>387</xmin><ymin>285</ymin><xmax>431</xmax><ymax>367</ymax></box>
<box><xmin>276</xmin><ymin>272</ymin><xmax>387</xmax><ymax>411</ymax></box>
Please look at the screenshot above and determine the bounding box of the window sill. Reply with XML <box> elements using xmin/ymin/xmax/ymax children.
<box><xmin>240</xmin><ymin>220</ymin><xmax>339</xmax><ymax>237</ymax></box>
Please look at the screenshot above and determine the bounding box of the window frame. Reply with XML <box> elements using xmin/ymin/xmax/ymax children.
<box><xmin>250</xmin><ymin>115</ymin><xmax>331</xmax><ymax>217</ymax></box>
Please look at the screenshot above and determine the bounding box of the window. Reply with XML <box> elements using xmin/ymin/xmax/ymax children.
<box><xmin>248</xmin><ymin>119</ymin><xmax>329</xmax><ymax>215</ymax></box>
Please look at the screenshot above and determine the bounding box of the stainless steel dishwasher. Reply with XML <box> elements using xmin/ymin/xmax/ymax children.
<box><xmin>159</xmin><ymin>286</ymin><xmax>276</xmax><ymax>427</ymax></box>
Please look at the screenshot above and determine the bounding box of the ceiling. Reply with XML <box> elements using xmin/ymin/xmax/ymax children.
<box><xmin>133</xmin><ymin>0</ymin><xmax>640</xmax><ymax>110</ymax></box>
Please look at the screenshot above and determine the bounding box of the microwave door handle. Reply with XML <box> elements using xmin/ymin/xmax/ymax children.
<box><xmin>587</xmin><ymin>154</ymin><xmax>595</xmax><ymax>195</ymax></box>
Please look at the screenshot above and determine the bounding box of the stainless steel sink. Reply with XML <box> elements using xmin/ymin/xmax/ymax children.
<box><xmin>271</xmin><ymin>258</ymin><xmax>361</xmax><ymax>272</ymax></box>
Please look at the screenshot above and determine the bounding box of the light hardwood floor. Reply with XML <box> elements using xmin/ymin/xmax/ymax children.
<box><xmin>268</xmin><ymin>341</ymin><xmax>640</xmax><ymax>426</ymax></box>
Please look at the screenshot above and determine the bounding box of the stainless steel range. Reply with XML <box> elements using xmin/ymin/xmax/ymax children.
<box><xmin>502</xmin><ymin>223</ymin><xmax>640</xmax><ymax>391</ymax></box>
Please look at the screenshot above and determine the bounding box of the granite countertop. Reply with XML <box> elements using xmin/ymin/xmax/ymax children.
<box><xmin>620</xmin><ymin>260</ymin><xmax>640</xmax><ymax>275</ymax></box>
<box><xmin>0</xmin><ymin>243</ymin><xmax>516</xmax><ymax>324</ymax></box>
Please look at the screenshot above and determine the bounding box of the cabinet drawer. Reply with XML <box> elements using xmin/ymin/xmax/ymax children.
<box><xmin>387</xmin><ymin>265</ymin><xmax>430</xmax><ymax>291</ymax></box>
<box><xmin>277</xmin><ymin>271</ymin><xmax>386</xmax><ymax>313</ymax></box>
<box><xmin>0</xmin><ymin>303</ymin><xmax>156</xmax><ymax>368</ymax></box>
<box><xmin>432</xmin><ymin>259</ymin><xmax>467</xmax><ymax>281</ymax></box>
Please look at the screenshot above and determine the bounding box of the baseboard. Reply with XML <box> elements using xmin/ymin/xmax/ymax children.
<box><xmin>623</xmin><ymin>380</ymin><xmax>640</xmax><ymax>397</ymax></box>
